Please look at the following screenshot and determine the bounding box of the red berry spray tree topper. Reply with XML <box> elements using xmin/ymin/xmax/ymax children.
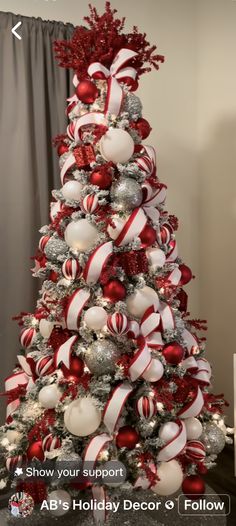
<box><xmin>1</xmin><ymin>3</ymin><xmax>228</xmax><ymax>523</ymax></box>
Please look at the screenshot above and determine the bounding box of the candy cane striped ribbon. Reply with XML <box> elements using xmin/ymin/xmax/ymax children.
<box><xmin>83</xmin><ymin>433</ymin><xmax>112</xmax><ymax>469</ymax></box>
<box><xmin>114</xmin><ymin>207</ymin><xmax>147</xmax><ymax>246</ymax></box>
<box><xmin>157</xmin><ymin>419</ymin><xmax>187</xmax><ymax>462</ymax></box>
<box><xmin>4</xmin><ymin>371</ymin><xmax>29</xmax><ymax>421</ymax></box>
<box><xmin>91</xmin><ymin>486</ymin><xmax>109</xmax><ymax>525</ymax></box>
<box><xmin>83</xmin><ymin>241</ymin><xmax>113</xmax><ymax>285</ymax></box>
<box><xmin>166</xmin><ymin>239</ymin><xmax>178</xmax><ymax>262</ymax></box>
<box><xmin>159</xmin><ymin>301</ymin><xmax>176</xmax><ymax>331</ymax></box>
<box><xmin>65</xmin><ymin>289</ymin><xmax>90</xmax><ymax>330</ymax></box>
<box><xmin>166</xmin><ymin>267</ymin><xmax>182</xmax><ymax>286</ymax></box>
<box><xmin>88</xmin><ymin>48</ymin><xmax>138</xmax><ymax>116</ymax></box>
<box><xmin>177</xmin><ymin>386</ymin><xmax>204</xmax><ymax>419</ymax></box>
<box><xmin>60</xmin><ymin>153</ymin><xmax>76</xmax><ymax>185</ymax></box>
<box><xmin>128</xmin><ymin>340</ymin><xmax>152</xmax><ymax>381</ymax></box>
<box><xmin>140</xmin><ymin>305</ymin><xmax>163</xmax><ymax>349</ymax></box>
<box><xmin>54</xmin><ymin>335</ymin><xmax>78</xmax><ymax>368</ymax></box>
<box><xmin>192</xmin><ymin>358</ymin><xmax>212</xmax><ymax>385</ymax></box>
<box><xmin>141</xmin><ymin>182</ymin><xmax>160</xmax><ymax>223</ymax></box>
<box><xmin>182</xmin><ymin>328</ymin><xmax>199</xmax><ymax>355</ymax></box>
<box><xmin>103</xmin><ymin>382</ymin><xmax>133</xmax><ymax>433</ymax></box>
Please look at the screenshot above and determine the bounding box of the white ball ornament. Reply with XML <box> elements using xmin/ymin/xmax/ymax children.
<box><xmin>84</xmin><ymin>307</ymin><xmax>108</xmax><ymax>330</ymax></box>
<box><xmin>184</xmin><ymin>417</ymin><xmax>203</xmax><ymax>440</ymax></box>
<box><xmin>64</xmin><ymin>219</ymin><xmax>98</xmax><ymax>251</ymax></box>
<box><xmin>126</xmin><ymin>286</ymin><xmax>160</xmax><ymax>318</ymax></box>
<box><xmin>64</xmin><ymin>397</ymin><xmax>101</xmax><ymax>437</ymax></box>
<box><xmin>62</xmin><ymin>180</ymin><xmax>82</xmax><ymax>201</ymax></box>
<box><xmin>38</xmin><ymin>384</ymin><xmax>61</xmax><ymax>409</ymax></box>
<box><xmin>5</xmin><ymin>430</ymin><xmax>22</xmax><ymax>445</ymax></box>
<box><xmin>159</xmin><ymin>422</ymin><xmax>179</xmax><ymax>443</ymax></box>
<box><xmin>39</xmin><ymin>319</ymin><xmax>54</xmax><ymax>339</ymax></box>
<box><xmin>152</xmin><ymin>460</ymin><xmax>183</xmax><ymax>496</ymax></box>
<box><xmin>146</xmin><ymin>247</ymin><xmax>166</xmax><ymax>269</ymax></box>
<box><xmin>47</xmin><ymin>490</ymin><xmax>71</xmax><ymax>517</ymax></box>
<box><xmin>100</xmin><ymin>128</ymin><xmax>134</xmax><ymax>164</ymax></box>
<box><xmin>142</xmin><ymin>359</ymin><xmax>164</xmax><ymax>382</ymax></box>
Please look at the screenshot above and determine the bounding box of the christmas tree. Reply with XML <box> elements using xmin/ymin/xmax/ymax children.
<box><xmin>0</xmin><ymin>3</ymin><xmax>229</xmax><ymax>522</ymax></box>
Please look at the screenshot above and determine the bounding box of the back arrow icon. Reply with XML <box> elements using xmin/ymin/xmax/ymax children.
<box><xmin>11</xmin><ymin>21</ymin><xmax>22</xmax><ymax>40</ymax></box>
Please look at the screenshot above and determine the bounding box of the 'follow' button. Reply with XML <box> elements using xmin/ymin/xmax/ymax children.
<box><xmin>178</xmin><ymin>494</ymin><xmax>230</xmax><ymax>516</ymax></box>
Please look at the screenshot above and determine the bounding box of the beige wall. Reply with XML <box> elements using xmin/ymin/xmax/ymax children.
<box><xmin>196</xmin><ymin>0</ymin><xmax>236</xmax><ymax>423</ymax></box>
<box><xmin>0</xmin><ymin>0</ymin><xmax>235</xmax><ymax>422</ymax></box>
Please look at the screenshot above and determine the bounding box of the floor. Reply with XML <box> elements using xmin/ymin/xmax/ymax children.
<box><xmin>205</xmin><ymin>444</ymin><xmax>236</xmax><ymax>526</ymax></box>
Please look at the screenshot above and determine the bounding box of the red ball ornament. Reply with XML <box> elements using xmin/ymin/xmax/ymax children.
<box><xmin>90</xmin><ymin>166</ymin><xmax>112</xmax><ymax>189</ymax></box>
<box><xmin>27</xmin><ymin>441</ymin><xmax>45</xmax><ymax>462</ymax></box>
<box><xmin>48</xmin><ymin>327</ymin><xmax>71</xmax><ymax>351</ymax></box>
<box><xmin>139</xmin><ymin>224</ymin><xmax>156</xmax><ymax>248</ymax></box>
<box><xmin>179</xmin><ymin>264</ymin><xmax>193</xmax><ymax>285</ymax></box>
<box><xmin>182</xmin><ymin>475</ymin><xmax>205</xmax><ymax>499</ymax></box>
<box><xmin>116</xmin><ymin>426</ymin><xmax>139</xmax><ymax>449</ymax></box>
<box><xmin>76</xmin><ymin>80</ymin><xmax>99</xmax><ymax>104</ymax></box>
<box><xmin>103</xmin><ymin>280</ymin><xmax>126</xmax><ymax>303</ymax></box>
<box><xmin>62</xmin><ymin>356</ymin><xmax>84</xmax><ymax>378</ymax></box>
<box><xmin>162</xmin><ymin>342</ymin><xmax>185</xmax><ymax>365</ymax></box>
<box><xmin>49</xmin><ymin>270</ymin><xmax>58</xmax><ymax>282</ymax></box>
<box><xmin>176</xmin><ymin>289</ymin><xmax>188</xmax><ymax>313</ymax></box>
<box><xmin>198</xmin><ymin>463</ymin><xmax>208</xmax><ymax>475</ymax></box>
<box><xmin>57</xmin><ymin>142</ymin><xmax>69</xmax><ymax>156</ymax></box>
<box><xmin>130</xmin><ymin>118</ymin><xmax>152</xmax><ymax>139</ymax></box>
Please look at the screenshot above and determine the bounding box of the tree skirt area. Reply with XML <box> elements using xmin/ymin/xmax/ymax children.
<box><xmin>0</xmin><ymin>486</ymin><xmax>226</xmax><ymax>526</ymax></box>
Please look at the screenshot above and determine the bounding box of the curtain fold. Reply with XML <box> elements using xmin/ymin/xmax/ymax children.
<box><xmin>0</xmin><ymin>12</ymin><xmax>74</xmax><ymax>420</ymax></box>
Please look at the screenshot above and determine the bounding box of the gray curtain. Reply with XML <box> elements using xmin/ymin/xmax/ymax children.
<box><xmin>0</xmin><ymin>12</ymin><xmax>74</xmax><ymax>421</ymax></box>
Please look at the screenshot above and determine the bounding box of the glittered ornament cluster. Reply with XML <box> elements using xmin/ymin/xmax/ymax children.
<box><xmin>0</xmin><ymin>3</ymin><xmax>230</xmax><ymax>523</ymax></box>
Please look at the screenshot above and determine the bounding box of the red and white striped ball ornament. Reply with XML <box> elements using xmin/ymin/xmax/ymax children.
<box><xmin>42</xmin><ymin>433</ymin><xmax>61</xmax><ymax>452</ymax></box>
<box><xmin>39</xmin><ymin>235</ymin><xmax>50</xmax><ymax>253</ymax></box>
<box><xmin>20</xmin><ymin>327</ymin><xmax>37</xmax><ymax>349</ymax></box>
<box><xmin>62</xmin><ymin>258</ymin><xmax>81</xmax><ymax>280</ymax></box>
<box><xmin>136</xmin><ymin>396</ymin><xmax>156</xmax><ymax>420</ymax></box>
<box><xmin>107</xmin><ymin>312</ymin><xmax>128</xmax><ymax>336</ymax></box>
<box><xmin>81</xmin><ymin>194</ymin><xmax>99</xmax><ymax>214</ymax></box>
<box><xmin>35</xmin><ymin>355</ymin><xmax>55</xmax><ymax>377</ymax></box>
<box><xmin>6</xmin><ymin>455</ymin><xmax>24</xmax><ymax>472</ymax></box>
<box><xmin>185</xmin><ymin>440</ymin><xmax>206</xmax><ymax>463</ymax></box>
<box><xmin>157</xmin><ymin>223</ymin><xmax>173</xmax><ymax>245</ymax></box>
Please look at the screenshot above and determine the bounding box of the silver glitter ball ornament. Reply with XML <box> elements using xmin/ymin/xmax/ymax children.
<box><xmin>123</xmin><ymin>92</ymin><xmax>143</xmax><ymax>119</ymax></box>
<box><xmin>200</xmin><ymin>422</ymin><xmax>226</xmax><ymax>455</ymax></box>
<box><xmin>111</xmin><ymin>178</ymin><xmax>143</xmax><ymax>211</ymax></box>
<box><xmin>85</xmin><ymin>340</ymin><xmax>120</xmax><ymax>375</ymax></box>
<box><xmin>44</xmin><ymin>237</ymin><xmax>68</xmax><ymax>261</ymax></box>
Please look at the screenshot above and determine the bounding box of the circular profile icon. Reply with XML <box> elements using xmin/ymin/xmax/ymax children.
<box><xmin>8</xmin><ymin>492</ymin><xmax>34</xmax><ymax>518</ymax></box>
